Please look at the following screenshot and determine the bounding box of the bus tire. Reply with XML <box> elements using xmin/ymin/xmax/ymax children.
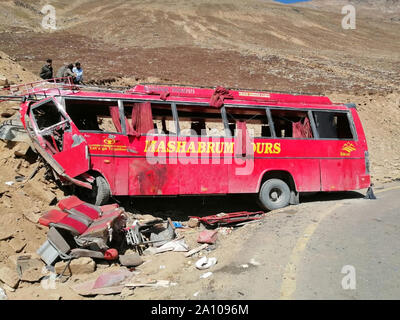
<box><xmin>259</xmin><ymin>179</ymin><xmax>291</xmax><ymax>211</ymax></box>
<box><xmin>78</xmin><ymin>174</ymin><xmax>110</xmax><ymax>206</ymax></box>
<box><xmin>93</xmin><ymin>175</ymin><xmax>110</xmax><ymax>206</ymax></box>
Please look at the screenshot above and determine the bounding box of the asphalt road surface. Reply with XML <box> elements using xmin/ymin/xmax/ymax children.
<box><xmin>210</xmin><ymin>182</ymin><xmax>400</xmax><ymax>300</ymax></box>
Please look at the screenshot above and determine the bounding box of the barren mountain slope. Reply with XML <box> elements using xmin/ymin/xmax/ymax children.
<box><xmin>0</xmin><ymin>0</ymin><xmax>398</xmax><ymax>92</ymax></box>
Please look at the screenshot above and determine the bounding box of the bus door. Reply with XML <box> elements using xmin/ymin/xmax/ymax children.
<box><xmin>312</xmin><ymin>110</ymin><xmax>363</xmax><ymax>191</ymax></box>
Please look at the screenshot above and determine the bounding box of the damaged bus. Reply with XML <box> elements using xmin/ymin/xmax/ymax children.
<box><xmin>14</xmin><ymin>80</ymin><xmax>371</xmax><ymax>210</ymax></box>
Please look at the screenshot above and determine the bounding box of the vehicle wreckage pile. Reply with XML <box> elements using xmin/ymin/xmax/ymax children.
<box><xmin>0</xmin><ymin>175</ymin><xmax>265</xmax><ymax>298</ymax></box>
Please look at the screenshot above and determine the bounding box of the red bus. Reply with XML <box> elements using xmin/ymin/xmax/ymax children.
<box><xmin>19</xmin><ymin>82</ymin><xmax>371</xmax><ymax>210</ymax></box>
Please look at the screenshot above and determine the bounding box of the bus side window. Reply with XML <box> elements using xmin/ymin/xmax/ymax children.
<box><xmin>313</xmin><ymin>111</ymin><xmax>353</xmax><ymax>140</ymax></box>
<box><xmin>65</xmin><ymin>99</ymin><xmax>119</xmax><ymax>133</ymax></box>
<box><xmin>123</xmin><ymin>103</ymin><xmax>176</xmax><ymax>136</ymax></box>
<box><xmin>225</xmin><ymin>107</ymin><xmax>271</xmax><ymax>138</ymax></box>
<box><xmin>177</xmin><ymin>105</ymin><xmax>226</xmax><ymax>137</ymax></box>
<box><xmin>270</xmin><ymin>109</ymin><xmax>313</xmax><ymax>139</ymax></box>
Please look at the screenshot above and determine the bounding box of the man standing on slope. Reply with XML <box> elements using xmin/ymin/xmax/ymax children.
<box><xmin>39</xmin><ymin>59</ymin><xmax>53</xmax><ymax>80</ymax></box>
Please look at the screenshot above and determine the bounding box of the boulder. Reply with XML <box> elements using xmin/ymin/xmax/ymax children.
<box><xmin>19</xmin><ymin>258</ymin><xmax>45</xmax><ymax>283</ymax></box>
<box><xmin>13</xmin><ymin>142</ymin><xmax>31</xmax><ymax>157</ymax></box>
<box><xmin>0</xmin><ymin>267</ymin><xmax>20</xmax><ymax>289</ymax></box>
<box><xmin>23</xmin><ymin>179</ymin><xmax>57</xmax><ymax>205</ymax></box>
<box><xmin>119</xmin><ymin>253</ymin><xmax>143</xmax><ymax>267</ymax></box>
<box><xmin>0</xmin><ymin>230</ymin><xmax>14</xmax><ymax>241</ymax></box>
<box><xmin>188</xmin><ymin>218</ymin><xmax>200</xmax><ymax>228</ymax></box>
<box><xmin>55</xmin><ymin>257</ymin><xmax>96</xmax><ymax>276</ymax></box>
<box><xmin>9</xmin><ymin>238</ymin><xmax>27</xmax><ymax>253</ymax></box>
<box><xmin>0</xmin><ymin>76</ymin><xmax>8</xmax><ymax>87</ymax></box>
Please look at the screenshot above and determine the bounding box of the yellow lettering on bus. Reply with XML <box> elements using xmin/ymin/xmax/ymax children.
<box><xmin>156</xmin><ymin>141</ymin><xmax>166</xmax><ymax>153</ymax></box>
<box><xmin>273</xmin><ymin>143</ymin><xmax>281</xmax><ymax>154</ymax></box>
<box><xmin>265</xmin><ymin>143</ymin><xmax>273</xmax><ymax>154</ymax></box>
<box><xmin>198</xmin><ymin>142</ymin><xmax>206</xmax><ymax>153</ymax></box>
<box><xmin>224</xmin><ymin>142</ymin><xmax>234</xmax><ymax>154</ymax></box>
<box><xmin>177</xmin><ymin>141</ymin><xmax>187</xmax><ymax>153</ymax></box>
<box><xmin>255</xmin><ymin>143</ymin><xmax>265</xmax><ymax>154</ymax></box>
<box><xmin>215</xmin><ymin>142</ymin><xmax>224</xmax><ymax>154</ymax></box>
<box><xmin>207</xmin><ymin>142</ymin><xmax>215</xmax><ymax>154</ymax></box>
<box><xmin>144</xmin><ymin>140</ymin><xmax>157</xmax><ymax>153</ymax></box>
<box><xmin>167</xmin><ymin>141</ymin><xmax>176</xmax><ymax>153</ymax></box>
<box><xmin>187</xmin><ymin>142</ymin><xmax>197</xmax><ymax>154</ymax></box>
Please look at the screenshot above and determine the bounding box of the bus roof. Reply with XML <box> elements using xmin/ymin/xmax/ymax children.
<box><xmin>127</xmin><ymin>84</ymin><xmax>333</xmax><ymax>105</ymax></box>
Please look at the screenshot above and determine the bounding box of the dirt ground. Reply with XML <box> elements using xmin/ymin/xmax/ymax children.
<box><xmin>0</xmin><ymin>0</ymin><xmax>399</xmax><ymax>300</ymax></box>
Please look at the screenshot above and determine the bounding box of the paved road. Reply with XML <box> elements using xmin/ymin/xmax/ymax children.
<box><xmin>210</xmin><ymin>183</ymin><xmax>400</xmax><ymax>300</ymax></box>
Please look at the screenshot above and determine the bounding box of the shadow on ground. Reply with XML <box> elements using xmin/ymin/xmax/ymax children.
<box><xmin>110</xmin><ymin>190</ymin><xmax>367</xmax><ymax>221</ymax></box>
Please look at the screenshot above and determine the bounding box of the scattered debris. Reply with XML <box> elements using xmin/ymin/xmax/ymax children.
<box><xmin>195</xmin><ymin>257</ymin><xmax>218</xmax><ymax>270</ymax></box>
<box><xmin>185</xmin><ymin>244</ymin><xmax>209</xmax><ymax>258</ymax></box>
<box><xmin>119</xmin><ymin>253</ymin><xmax>144</xmax><ymax>267</ymax></box>
<box><xmin>125</xmin><ymin>279</ymin><xmax>176</xmax><ymax>288</ymax></box>
<box><xmin>72</xmin><ymin>268</ymin><xmax>136</xmax><ymax>296</ymax></box>
<box><xmin>191</xmin><ymin>211</ymin><xmax>265</xmax><ymax>227</ymax></box>
<box><xmin>16</xmin><ymin>255</ymin><xmax>45</xmax><ymax>282</ymax></box>
<box><xmin>249</xmin><ymin>258</ymin><xmax>261</xmax><ymax>266</ymax></box>
<box><xmin>173</xmin><ymin>222</ymin><xmax>183</xmax><ymax>228</ymax></box>
<box><xmin>0</xmin><ymin>266</ymin><xmax>20</xmax><ymax>289</ymax></box>
<box><xmin>197</xmin><ymin>230</ymin><xmax>218</xmax><ymax>244</ymax></box>
<box><xmin>55</xmin><ymin>257</ymin><xmax>96</xmax><ymax>276</ymax></box>
<box><xmin>0</xmin><ymin>287</ymin><xmax>8</xmax><ymax>301</ymax></box>
<box><xmin>157</xmin><ymin>237</ymin><xmax>189</xmax><ymax>252</ymax></box>
<box><xmin>188</xmin><ymin>218</ymin><xmax>200</xmax><ymax>228</ymax></box>
<box><xmin>365</xmin><ymin>186</ymin><xmax>377</xmax><ymax>200</ymax></box>
<box><xmin>150</xmin><ymin>218</ymin><xmax>176</xmax><ymax>247</ymax></box>
<box><xmin>200</xmin><ymin>272</ymin><xmax>213</xmax><ymax>279</ymax></box>
<box><xmin>218</xmin><ymin>227</ymin><xmax>233</xmax><ymax>236</ymax></box>
<box><xmin>241</xmin><ymin>264</ymin><xmax>249</xmax><ymax>269</ymax></box>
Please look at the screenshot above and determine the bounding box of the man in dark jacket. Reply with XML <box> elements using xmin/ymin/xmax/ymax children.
<box><xmin>40</xmin><ymin>59</ymin><xmax>53</xmax><ymax>80</ymax></box>
<box><xmin>56</xmin><ymin>63</ymin><xmax>76</xmax><ymax>82</ymax></box>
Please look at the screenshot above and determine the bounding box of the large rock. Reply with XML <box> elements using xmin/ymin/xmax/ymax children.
<box><xmin>55</xmin><ymin>258</ymin><xmax>96</xmax><ymax>276</ymax></box>
<box><xmin>20</xmin><ymin>259</ymin><xmax>45</xmax><ymax>283</ymax></box>
<box><xmin>188</xmin><ymin>218</ymin><xmax>200</xmax><ymax>228</ymax></box>
<box><xmin>9</xmin><ymin>238</ymin><xmax>27</xmax><ymax>253</ymax></box>
<box><xmin>0</xmin><ymin>267</ymin><xmax>20</xmax><ymax>289</ymax></box>
<box><xmin>13</xmin><ymin>142</ymin><xmax>31</xmax><ymax>157</ymax></box>
<box><xmin>23</xmin><ymin>179</ymin><xmax>57</xmax><ymax>205</ymax></box>
<box><xmin>0</xmin><ymin>230</ymin><xmax>14</xmax><ymax>241</ymax></box>
<box><xmin>0</xmin><ymin>75</ymin><xmax>8</xmax><ymax>87</ymax></box>
<box><xmin>119</xmin><ymin>253</ymin><xmax>143</xmax><ymax>267</ymax></box>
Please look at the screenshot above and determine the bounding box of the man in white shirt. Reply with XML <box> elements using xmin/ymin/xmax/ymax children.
<box><xmin>73</xmin><ymin>62</ymin><xmax>84</xmax><ymax>84</ymax></box>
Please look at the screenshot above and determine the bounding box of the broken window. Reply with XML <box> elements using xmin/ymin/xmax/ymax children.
<box><xmin>32</xmin><ymin>101</ymin><xmax>67</xmax><ymax>132</ymax></box>
<box><xmin>225</xmin><ymin>107</ymin><xmax>271</xmax><ymax>138</ymax></box>
<box><xmin>123</xmin><ymin>102</ymin><xmax>176</xmax><ymax>136</ymax></box>
<box><xmin>31</xmin><ymin>100</ymin><xmax>70</xmax><ymax>153</ymax></box>
<box><xmin>270</xmin><ymin>109</ymin><xmax>313</xmax><ymax>139</ymax></box>
<box><xmin>65</xmin><ymin>99</ymin><xmax>120</xmax><ymax>133</ymax></box>
<box><xmin>312</xmin><ymin>111</ymin><xmax>354</xmax><ymax>140</ymax></box>
<box><xmin>177</xmin><ymin>105</ymin><xmax>226</xmax><ymax>137</ymax></box>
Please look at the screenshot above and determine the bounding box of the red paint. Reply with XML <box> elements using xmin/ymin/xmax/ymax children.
<box><xmin>19</xmin><ymin>83</ymin><xmax>371</xmax><ymax>200</ymax></box>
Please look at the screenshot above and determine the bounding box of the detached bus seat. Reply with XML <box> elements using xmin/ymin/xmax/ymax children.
<box><xmin>58</xmin><ymin>196</ymin><xmax>101</xmax><ymax>221</ymax></box>
<box><xmin>39</xmin><ymin>209</ymin><xmax>68</xmax><ymax>227</ymax></box>
<box><xmin>37</xmin><ymin>227</ymin><xmax>72</xmax><ymax>265</ymax></box>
